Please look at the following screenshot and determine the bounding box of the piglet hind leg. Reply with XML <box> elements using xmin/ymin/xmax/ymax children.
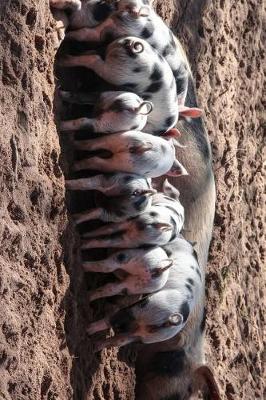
<box><xmin>81</xmin><ymin>236</ymin><xmax>128</xmax><ymax>249</ymax></box>
<box><xmin>58</xmin><ymin>54</ymin><xmax>103</xmax><ymax>71</ymax></box>
<box><xmin>93</xmin><ymin>333</ymin><xmax>137</xmax><ymax>353</ymax></box>
<box><xmin>60</xmin><ymin>117</ymin><xmax>94</xmax><ymax>132</ymax></box>
<box><xmin>66</xmin><ymin>27</ymin><xmax>100</xmax><ymax>42</ymax></box>
<box><xmin>87</xmin><ymin>319</ymin><xmax>109</xmax><ymax>335</ymax></box>
<box><xmin>74</xmin><ymin>157</ymin><xmax>112</xmax><ymax>172</ymax></box>
<box><xmin>72</xmin><ymin>208</ymin><xmax>103</xmax><ymax>224</ymax></box>
<box><xmin>88</xmin><ymin>281</ymin><xmax>127</xmax><ymax>302</ymax></box>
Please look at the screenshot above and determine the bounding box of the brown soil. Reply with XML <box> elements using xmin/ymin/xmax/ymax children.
<box><xmin>0</xmin><ymin>1</ymin><xmax>265</xmax><ymax>400</ymax></box>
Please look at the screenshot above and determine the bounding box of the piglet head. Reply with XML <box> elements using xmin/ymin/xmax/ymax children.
<box><xmin>166</xmin><ymin>160</ymin><xmax>188</xmax><ymax>177</ymax></box>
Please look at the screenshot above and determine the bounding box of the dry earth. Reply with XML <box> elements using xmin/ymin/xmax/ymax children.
<box><xmin>0</xmin><ymin>0</ymin><xmax>265</xmax><ymax>399</ymax></box>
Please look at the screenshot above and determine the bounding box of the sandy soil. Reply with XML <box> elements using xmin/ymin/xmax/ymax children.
<box><xmin>0</xmin><ymin>0</ymin><xmax>265</xmax><ymax>399</ymax></box>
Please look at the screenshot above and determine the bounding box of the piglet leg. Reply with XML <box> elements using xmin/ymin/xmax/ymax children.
<box><xmin>87</xmin><ymin>318</ymin><xmax>109</xmax><ymax>335</ymax></box>
<box><xmin>93</xmin><ymin>334</ymin><xmax>137</xmax><ymax>353</ymax></box>
<box><xmin>88</xmin><ymin>281</ymin><xmax>127</xmax><ymax>302</ymax></box>
<box><xmin>81</xmin><ymin>236</ymin><xmax>130</xmax><ymax>249</ymax></box>
<box><xmin>72</xmin><ymin>208</ymin><xmax>103</xmax><ymax>224</ymax></box>
<box><xmin>58</xmin><ymin>54</ymin><xmax>111</xmax><ymax>83</ymax></box>
<box><xmin>65</xmin><ymin>175</ymin><xmax>115</xmax><ymax>192</ymax></box>
<box><xmin>66</xmin><ymin>27</ymin><xmax>101</xmax><ymax>42</ymax></box>
<box><xmin>60</xmin><ymin>117</ymin><xmax>95</xmax><ymax>132</ymax></box>
<box><xmin>82</xmin><ymin>221</ymin><xmax>125</xmax><ymax>238</ymax></box>
<box><xmin>50</xmin><ymin>0</ymin><xmax>81</xmax><ymax>10</ymax></box>
<box><xmin>82</xmin><ymin>260</ymin><xmax>117</xmax><ymax>273</ymax></box>
<box><xmin>73</xmin><ymin>157</ymin><xmax>113</xmax><ymax>172</ymax></box>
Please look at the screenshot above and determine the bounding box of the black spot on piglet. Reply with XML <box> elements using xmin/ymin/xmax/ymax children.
<box><xmin>180</xmin><ymin>301</ymin><xmax>190</xmax><ymax>323</ymax></box>
<box><xmin>150</xmin><ymin>64</ymin><xmax>163</xmax><ymax>81</ymax></box>
<box><xmin>145</xmin><ymin>81</ymin><xmax>163</xmax><ymax>93</ymax></box>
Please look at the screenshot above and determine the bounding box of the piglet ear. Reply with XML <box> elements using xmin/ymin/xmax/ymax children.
<box><xmin>194</xmin><ymin>366</ymin><xmax>221</xmax><ymax>400</ymax></box>
<box><xmin>166</xmin><ymin>160</ymin><xmax>188</xmax><ymax>177</ymax></box>
<box><xmin>163</xmin><ymin>128</ymin><xmax>182</xmax><ymax>138</ymax></box>
<box><xmin>168</xmin><ymin>313</ymin><xmax>183</xmax><ymax>326</ymax></box>
<box><xmin>179</xmin><ymin>105</ymin><xmax>202</xmax><ymax>118</ymax></box>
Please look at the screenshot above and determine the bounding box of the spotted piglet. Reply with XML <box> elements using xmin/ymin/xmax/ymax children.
<box><xmin>66</xmin><ymin>173</ymin><xmax>156</xmax><ymax>222</ymax></box>
<box><xmin>73</xmin><ymin>130</ymin><xmax>188</xmax><ymax>178</ymax></box>
<box><xmin>83</xmin><ymin>247</ymin><xmax>173</xmax><ymax>301</ymax></box>
<box><xmin>60</xmin><ymin>90</ymin><xmax>153</xmax><ymax>134</ymax></box>
<box><xmin>86</xmin><ymin>235</ymin><xmax>203</xmax><ymax>351</ymax></box>
<box><xmin>59</xmin><ymin>36</ymin><xmax>181</xmax><ymax>134</ymax></box>
<box><xmin>80</xmin><ymin>190</ymin><xmax>184</xmax><ymax>249</ymax></box>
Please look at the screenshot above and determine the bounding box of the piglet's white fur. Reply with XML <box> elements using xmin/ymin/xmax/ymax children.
<box><xmin>59</xmin><ymin>36</ymin><xmax>179</xmax><ymax>134</ymax></box>
<box><xmin>73</xmin><ymin>130</ymin><xmax>187</xmax><ymax>178</ymax></box>
<box><xmin>60</xmin><ymin>90</ymin><xmax>153</xmax><ymax>134</ymax></box>
<box><xmin>83</xmin><ymin>247</ymin><xmax>173</xmax><ymax>301</ymax></box>
<box><xmin>87</xmin><ymin>236</ymin><xmax>203</xmax><ymax>351</ymax></box>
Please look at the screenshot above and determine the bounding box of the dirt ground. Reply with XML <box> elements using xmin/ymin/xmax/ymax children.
<box><xmin>0</xmin><ymin>0</ymin><xmax>265</xmax><ymax>399</ymax></box>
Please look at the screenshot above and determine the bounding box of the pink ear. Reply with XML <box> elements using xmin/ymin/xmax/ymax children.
<box><xmin>179</xmin><ymin>106</ymin><xmax>202</xmax><ymax>118</ymax></box>
<box><xmin>162</xmin><ymin>128</ymin><xmax>182</xmax><ymax>139</ymax></box>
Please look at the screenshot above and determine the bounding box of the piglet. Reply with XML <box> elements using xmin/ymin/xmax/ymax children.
<box><xmin>72</xmin><ymin>187</ymin><xmax>155</xmax><ymax>223</ymax></box>
<box><xmin>80</xmin><ymin>193</ymin><xmax>184</xmax><ymax>249</ymax></box>
<box><xmin>58</xmin><ymin>36</ymin><xmax>180</xmax><ymax>134</ymax></box>
<box><xmin>83</xmin><ymin>247</ymin><xmax>173</xmax><ymax>301</ymax></box>
<box><xmin>60</xmin><ymin>90</ymin><xmax>153</xmax><ymax>134</ymax></box>
<box><xmin>65</xmin><ymin>172</ymin><xmax>153</xmax><ymax>196</ymax></box>
<box><xmin>86</xmin><ymin>236</ymin><xmax>203</xmax><ymax>351</ymax></box>
<box><xmin>73</xmin><ymin>130</ymin><xmax>188</xmax><ymax>178</ymax></box>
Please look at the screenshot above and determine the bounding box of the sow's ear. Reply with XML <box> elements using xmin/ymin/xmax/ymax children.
<box><xmin>194</xmin><ymin>365</ymin><xmax>221</xmax><ymax>400</ymax></box>
<box><xmin>179</xmin><ymin>105</ymin><xmax>202</xmax><ymax>118</ymax></box>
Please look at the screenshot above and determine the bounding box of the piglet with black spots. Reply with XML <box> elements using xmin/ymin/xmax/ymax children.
<box><xmin>73</xmin><ymin>130</ymin><xmax>188</xmax><ymax>178</ymax></box>
<box><xmin>60</xmin><ymin>90</ymin><xmax>153</xmax><ymax>134</ymax></box>
<box><xmin>66</xmin><ymin>173</ymin><xmax>156</xmax><ymax>222</ymax></box>
<box><xmin>59</xmin><ymin>36</ymin><xmax>182</xmax><ymax>134</ymax></box>
<box><xmin>83</xmin><ymin>247</ymin><xmax>173</xmax><ymax>301</ymax></box>
<box><xmin>80</xmin><ymin>191</ymin><xmax>184</xmax><ymax>249</ymax></box>
<box><xmin>87</xmin><ymin>235</ymin><xmax>203</xmax><ymax>351</ymax></box>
